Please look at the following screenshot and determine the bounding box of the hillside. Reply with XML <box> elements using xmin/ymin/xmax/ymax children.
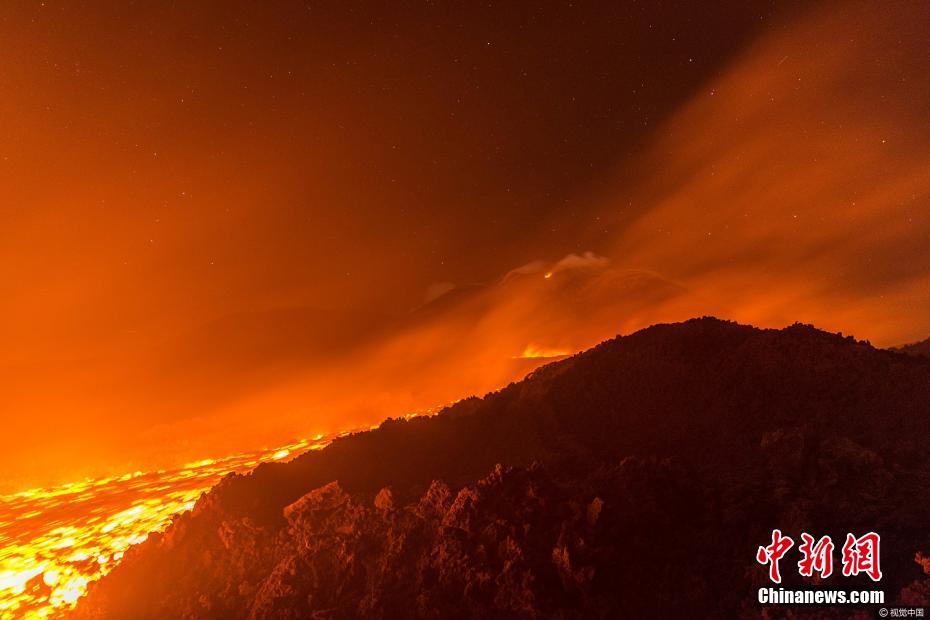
<box><xmin>72</xmin><ymin>318</ymin><xmax>930</xmax><ymax>618</ymax></box>
<box><xmin>893</xmin><ymin>337</ymin><xmax>930</xmax><ymax>358</ymax></box>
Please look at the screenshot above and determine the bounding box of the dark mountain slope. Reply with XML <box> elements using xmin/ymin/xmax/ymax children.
<box><xmin>73</xmin><ymin>318</ymin><xmax>930</xmax><ymax>618</ymax></box>
<box><xmin>894</xmin><ymin>336</ymin><xmax>930</xmax><ymax>358</ymax></box>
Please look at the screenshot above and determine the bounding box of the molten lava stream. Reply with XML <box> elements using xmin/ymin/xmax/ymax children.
<box><xmin>0</xmin><ymin>435</ymin><xmax>332</xmax><ymax>619</ymax></box>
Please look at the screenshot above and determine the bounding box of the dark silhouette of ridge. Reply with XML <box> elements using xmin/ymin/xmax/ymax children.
<box><xmin>72</xmin><ymin>317</ymin><xmax>930</xmax><ymax>618</ymax></box>
<box><xmin>893</xmin><ymin>336</ymin><xmax>930</xmax><ymax>358</ymax></box>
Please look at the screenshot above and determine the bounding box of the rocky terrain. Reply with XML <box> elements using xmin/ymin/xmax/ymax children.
<box><xmin>72</xmin><ymin>318</ymin><xmax>930</xmax><ymax>618</ymax></box>
<box><xmin>894</xmin><ymin>337</ymin><xmax>930</xmax><ymax>358</ymax></box>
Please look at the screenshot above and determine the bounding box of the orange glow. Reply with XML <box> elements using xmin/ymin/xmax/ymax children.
<box><xmin>0</xmin><ymin>434</ymin><xmax>340</xmax><ymax>619</ymax></box>
<box><xmin>515</xmin><ymin>344</ymin><xmax>570</xmax><ymax>359</ymax></box>
<box><xmin>586</xmin><ymin>1</ymin><xmax>930</xmax><ymax>345</ymax></box>
<box><xmin>1</xmin><ymin>2</ymin><xmax>929</xmax><ymax>612</ymax></box>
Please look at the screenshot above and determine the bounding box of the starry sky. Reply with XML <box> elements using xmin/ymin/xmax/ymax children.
<box><xmin>1</xmin><ymin>0</ymin><xmax>928</xmax><ymax>489</ymax></box>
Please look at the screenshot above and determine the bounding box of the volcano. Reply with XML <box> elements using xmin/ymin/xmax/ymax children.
<box><xmin>72</xmin><ymin>318</ymin><xmax>930</xmax><ymax>618</ymax></box>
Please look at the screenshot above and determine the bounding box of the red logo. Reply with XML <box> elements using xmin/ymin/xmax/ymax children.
<box><xmin>757</xmin><ymin>530</ymin><xmax>881</xmax><ymax>583</ymax></box>
<box><xmin>756</xmin><ymin>529</ymin><xmax>794</xmax><ymax>583</ymax></box>
<box><xmin>841</xmin><ymin>532</ymin><xmax>882</xmax><ymax>581</ymax></box>
<box><xmin>798</xmin><ymin>533</ymin><xmax>834</xmax><ymax>579</ymax></box>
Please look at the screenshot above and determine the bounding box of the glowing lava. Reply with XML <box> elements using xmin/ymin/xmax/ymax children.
<box><xmin>515</xmin><ymin>344</ymin><xmax>570</xmax><ymax>359</ymax></box>
<box><xmin>0</xmin><ymin>434</ymin><xmax>336</xmax><ymax>619</ymax></box>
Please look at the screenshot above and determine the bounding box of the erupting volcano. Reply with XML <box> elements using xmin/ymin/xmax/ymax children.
<box><xmin>66</xmin><ymin>319</ymin><xmax>930</xmax><ymax>617</ymax></box>
<box><xmin>1</xmin><ymin>0</ymin><xmax>928</xmax><ymax>617</ymax></box>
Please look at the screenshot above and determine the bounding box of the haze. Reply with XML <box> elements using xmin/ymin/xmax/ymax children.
<box><xmin>1</xmin><ymin>0</ymin><xmax>928</xmax><ymax>491</ymax></box>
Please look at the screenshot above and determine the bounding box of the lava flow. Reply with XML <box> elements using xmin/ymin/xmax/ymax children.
<box><xmin>0</xmin><ymin>433</ymin><xmax>341</xmax><ymax>619</ymax></box>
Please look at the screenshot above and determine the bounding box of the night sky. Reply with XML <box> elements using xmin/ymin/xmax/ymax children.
<box><xmin>2</xmin><ymin>0</ymin><xmax>928</xmax><ymax>489</ymax></box>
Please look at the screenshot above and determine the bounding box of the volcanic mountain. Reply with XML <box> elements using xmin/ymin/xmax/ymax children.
<box><xmin>72</xmin><ymin>318</ymin><xmax>930</xmax><ymax>618</ymax></box>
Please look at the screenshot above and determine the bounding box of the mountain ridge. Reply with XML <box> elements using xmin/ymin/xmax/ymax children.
<box><xmin>72</xmin><ymin>317</ymin><xmax>930</xmax><ymax>618</ymax></box>
<box><xmin>893</xmin><ymin>336</ymin><xmax>930</xmax><ymax>358</ymax></box>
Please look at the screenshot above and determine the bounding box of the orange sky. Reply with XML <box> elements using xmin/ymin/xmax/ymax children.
<box><xmin>1</xmin><ymin>0</ymin><xmax>928</xmax><ymax>491</ymax></box>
